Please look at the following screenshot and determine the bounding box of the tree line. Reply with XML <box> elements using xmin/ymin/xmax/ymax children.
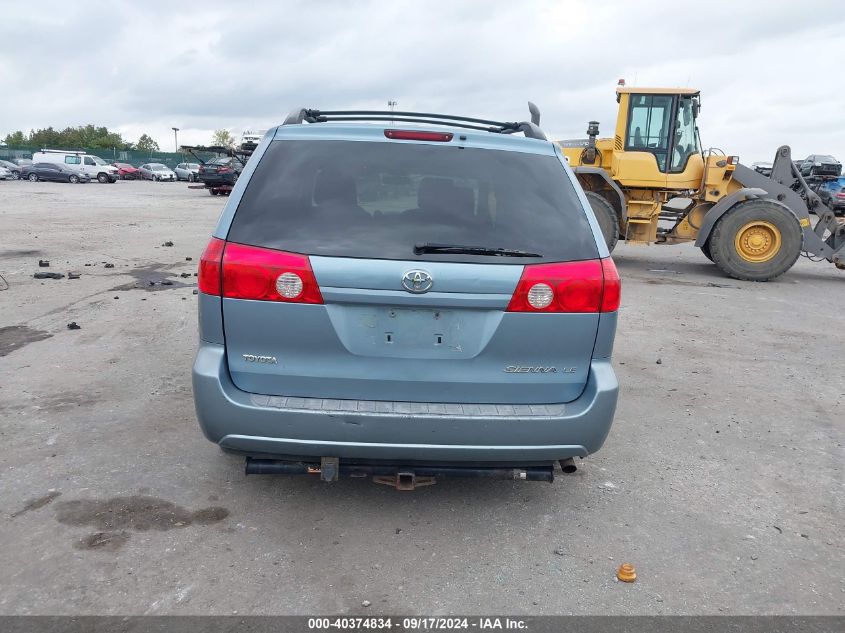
<box><xmin>3</xmin><ymin>126</ymin><xmax>160</xmax><ymax>152</ymax></box>
<box><xmin>4</xmin><ymin>125</ymin><xmax>242</xmax><ymax>152</ymax></box>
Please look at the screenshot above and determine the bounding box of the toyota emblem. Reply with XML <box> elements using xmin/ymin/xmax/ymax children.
<box><xmin>402</xmin><ymin>269</ymin><xmax>433</xmax><ymax>293</ymax></box>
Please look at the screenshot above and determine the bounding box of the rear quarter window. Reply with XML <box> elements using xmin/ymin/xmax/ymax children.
<box><xmin>227</xmin><ymin>139</ymin><xmax>599</xmax><ymax>264</ymax></box>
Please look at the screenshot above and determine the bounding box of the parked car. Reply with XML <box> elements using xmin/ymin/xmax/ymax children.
<box><xmin>198</xmin><ymin>156</ymin><xmax>242</xmax><ymax>189</ymax></box>
<box><xmin>799</xmin><ymin>154</ymin><xmax>842</xmax><ymax>177</ymax></box>
<box><xmin>113</xmin><ymin>162</ymin><xmax>141</xmax><ymax>180</ymax></box>
<box><xmin>816</xmin><ymin>176</ymin><xmax>845</xmax><ymax>215</ymax></box>
<box><xmin>175</xmin><ymin>162</ymin><xmax>201</xmax><ymax>182</ymax></box>
<box><xmin>139</xmin><ymin>163</ymin><xmax>177</xmax><ymax>181</ymax></box>
<box><xmin>12</xmin><ymin>158</ymin><xmax>32</xmax><ymax>167</ymax></box>
<box><xmin>32</xmin><ymin>150</ymin><xmax>118</xmax><ymax>183</ymax></box>
<box><xmin>0</xmin><ymin>165</ymin><xmax>12</xmax><ymax>180</ymax></box>
<box><xmin>751</xmin><ymin>161</ymin><xmax>772</xmax><ymax>177</ymax></box>
<box><xmin>21</xmin><ymin>162</ymin><xmax>90</xmax><ymax>183</ymax></box>
<box><xmin>0</xmin><ymin>159</ymin><xmax>21</xmax><ymax>179</ymax></box>
<box><xmin>193</xmin><ymin>108</ymin><xmax>621</xmax><ymax>485</ymax></box>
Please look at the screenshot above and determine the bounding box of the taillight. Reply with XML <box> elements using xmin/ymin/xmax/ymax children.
<box><xmin>221</xmin><ymin>242</ymin><xmax>323</xmax><ymax>304</ymax></box>
<box><xmin>218</xmin><ymin>166</ymin><xmax>232</xmax><ymax>173</ymax></box>
<box><xmin>384</xmin><ymin>129</ymin><xmax>453</xmax><ymax>142</ymax></box>
<box><xmin>600</xmin><ymin>257</ymin><xmax>621</xmax><ymax>312</ymax></box>
<box><xmin>198</xmin><ymin>237</ymin><xmax>225</xmax><ymax>295</ymax></box>
<box><xmin>836</xmin><ymin>192</ymin><xmax>845</xmax><ymax>199</ymax></box>
<box><xmin>507</xmin><ymin>258</ymin><xmax>620</xmax><ymax>313</ymax></box>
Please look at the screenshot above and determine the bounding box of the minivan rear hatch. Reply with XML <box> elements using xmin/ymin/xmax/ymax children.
<box><xmin>219</xmin><ymin>133</ymin><xmax>604</xmax><ymax>404</ymax></box>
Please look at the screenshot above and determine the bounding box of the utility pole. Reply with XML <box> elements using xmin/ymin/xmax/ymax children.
<box><xmin>172</xmin><ymin>127</ymin><xmax>180</xmax><ymax>152</ymax></box>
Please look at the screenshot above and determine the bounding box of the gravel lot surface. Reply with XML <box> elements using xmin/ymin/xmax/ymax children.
<box><xmin>0</xmin><ymin>180</ymin><xmax>842</xmax><ymax>615</ymax></box>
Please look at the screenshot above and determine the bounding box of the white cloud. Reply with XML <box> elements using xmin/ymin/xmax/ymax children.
<box><xmin>1</xmin><ymin>0</ymin><xmax>844</xmax><ymax>161</ymax></box>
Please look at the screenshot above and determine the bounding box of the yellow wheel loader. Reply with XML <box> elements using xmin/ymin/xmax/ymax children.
<box><xmin>557</xmin><ymin>86</ymin><xmax>845</xmax><ymax>280</ymax></box>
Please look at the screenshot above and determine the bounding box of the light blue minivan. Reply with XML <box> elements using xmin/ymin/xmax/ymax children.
<box><xmin>193</xmin><ymin>106</ymin><xmax>620</xmax><ymax>487</ymax></box>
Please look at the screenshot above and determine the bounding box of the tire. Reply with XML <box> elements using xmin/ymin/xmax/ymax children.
<box><xmin>700</xmin><ymin>241</ymin><xmax>714</xmax><ymax>262</ymax></box>
<box><xmin>97</xmin><ymin>173</ymin><xmax>108</xmax><ymax>183</ymax></box>
<box><xmin>28</xmin><ymin>173</ymin><xmax>38</xmax><ymax>182</ymax></box>
<box><xmin>69</xmin><ymin>174</ymin><xmax>79</xmax><ymax>184</ymax></box>
<box><xmin>11</xmin><ymin>172</ymin><xmax>19</xmax><ymax>180</ymax></box>
<box><xmin>708</xmin><ymin>198</ymin><xmax>802</xmax><ymax>281</ymax></box>
<box><xmin>210</xmin><ymin>189</ymin><xmax>218</xmax><ymax>196</ymax></box>
<box><xmin>584</xmin><ymin>191</ymin><xmax>619</xmax><ymax>252</ymax></box>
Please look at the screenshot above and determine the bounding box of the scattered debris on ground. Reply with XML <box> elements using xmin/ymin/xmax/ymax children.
<box><xmin>34</xmin><ymin>272</ymin><xmax>64</xmax><ymax>280</ymax></box>
<box><xmin>162</xmin><ymin>241</ymin><xmax>174</xmax><ymax>247</ymax></box>
<box><xmin>104</xmin><ymin>263</ymin><xmax>115</xmax><ymax>268</ymax></box>
<box><xmin>67</xmin><ymin>322</ymin><xmax>81</xmax><ymax>330</ymax></box>
<box><xmin>67</xmin><ymin>272</ymin><xmax>81</xmax><ymax>280</ymax></box>
<box><xmin>38</xmin><ymin>260</ymin><xmax>50</xmax><ymax>267</ymax></box>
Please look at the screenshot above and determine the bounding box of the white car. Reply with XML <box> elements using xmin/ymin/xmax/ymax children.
<box><xmin>240</xmin><ymin>129</ymin><xmax>267</xmax><ymax>150</ymax></box>
<box><xmin>0</xmin><ymin>165</ymin><xmax>12</xmax><ymax>180</ymax></box>
<box><xmin>139</xmin><ymin>163</ymin><xmax>177</xmax><ymax>181</ymax></box>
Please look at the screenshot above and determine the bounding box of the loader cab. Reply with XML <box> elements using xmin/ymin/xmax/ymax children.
<box><xmin>613</xmin><ymin>88</ymin><xmax>704</xmax><ymax>189</ymax></box>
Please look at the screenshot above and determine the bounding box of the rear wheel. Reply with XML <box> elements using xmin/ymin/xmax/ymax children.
<box><xmin>28</xmin><ymin>173</ymin><xmax>38</xmax><ymax>182</ymax></box>
<box><xmin>584</xmin><ymin>191</ymin><xmax>619</xmax><ymax>252</ymax></box>
<box><xmin>708</xmin><ymin>199</ymin><xmax>802</xmax><ymax>281</ymax></box>
<box><xmin>700</xmin><ymin>241</ymin><xmax>713</xmax><ymax>261</ymax></box>
<box><xmin>97</xmin><ymin>173</ymin><xmax>108</xmax><ymax>183</ymax></box>
<box><xmin>210</xmin><ymin>189</ymin><xmax>218</xmax><ymax>196</ymax></box>
<box><xmin>11</xmin><ymin>172</ymin><xmax>20</xmax><ymax>180</ymax></box>
<box><xmin>69</xmin><ymin>174</ymin><xmax>80</xmax><ymax>184</ymax></box>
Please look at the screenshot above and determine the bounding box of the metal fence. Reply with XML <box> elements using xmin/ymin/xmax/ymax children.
<box><xmin>0</xmin><ymin>145</ymin><xmax>191</xmax><ymax>170</ymax></box>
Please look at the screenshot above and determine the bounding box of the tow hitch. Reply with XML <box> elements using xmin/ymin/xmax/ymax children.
<box><xmin>244</xmin><ymin>458</ymin><xmax>557</xmax><ymax>488</ymax></box>
<box><xmin>373</xmin><ymin>472</ymin><xmax>436</xmax><ymax>491</ymax></box>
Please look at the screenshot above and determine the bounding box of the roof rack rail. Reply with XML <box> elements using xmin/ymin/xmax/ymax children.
<box><xmin>282</xmin><ymin>103</ymin><xmax>547</xmax><ymax>140</ymax></box>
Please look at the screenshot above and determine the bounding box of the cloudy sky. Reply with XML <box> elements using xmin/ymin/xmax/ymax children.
<box><xmin>2</xmin><ymin>0</ymin><xmax>844</xmax><ymax>162</ymax></box>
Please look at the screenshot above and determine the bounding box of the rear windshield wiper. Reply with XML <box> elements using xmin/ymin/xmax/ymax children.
<box><xmin>414</xmin><ymin>243</ymin><xmax>542</xmax><ymax>258</ymax></box>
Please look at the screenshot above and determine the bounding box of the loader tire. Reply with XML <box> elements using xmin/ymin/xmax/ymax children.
<box><xmin>708</xmin><ymin>198</ymin><xmax>802</xmax><ymax>281</ymax></box>
<box><xmin>585</xmin><ymin>191</ymin><xmax>619</xmax><ymax>253</ymax></box>
<box><xmin>700</xmin><ymin>241</ymin><xmax>713</xmax><ymax>261</ymax></box>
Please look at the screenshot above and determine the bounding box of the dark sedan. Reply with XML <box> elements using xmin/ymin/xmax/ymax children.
<box><xmin>799</xmin><ymin>154</ymin><xmax>842</xmax><ymax>177</ymax></box>
<box><xmin>21</xmin><ymin>162</ymin><xmax>91</xmax><ymax>183</ymax></box>
<box><xmin>198</xmin><ymin>157</ymin><xmax>243</xmax><ymax>188</ymax></box>
<box><xmin>0</xmin><ymin>159</ymin><xmax>22</xmax><ymax>180</ymax></box>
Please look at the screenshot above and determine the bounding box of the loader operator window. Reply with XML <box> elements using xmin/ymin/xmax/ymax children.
<box><xmin>626</xmin><ymin>94</ymin><xmax>672</xmax><ymax>171</ymax></box>
<box><xmin>670</xmin><ymin>97</ymin><xmax>698</xmax><ymax>173</ymax></box>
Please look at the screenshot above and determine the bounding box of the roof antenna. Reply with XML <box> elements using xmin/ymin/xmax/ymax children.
<box><xmin>528</xmin><ymin>101</ymin><xmax>540</xmax><ymax>126</ymax></box>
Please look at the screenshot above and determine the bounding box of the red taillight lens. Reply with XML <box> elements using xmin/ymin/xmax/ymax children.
<box><xmin>836</xmin><ymin>192</ymin><xmax>845</xmax><ymax>199</ymax></box>
<box><xmin>198</xmin><ymin>237</ymin><xmax>225</xmax><ymax>295</ymax></box>
<box><xmin>218</xmin><ymin>166</ymin><xmax>232</xmax><ymax>173</ymax></box>
<box><xmin>221</xmin><ymin>242</ymin><xmax>323</xmax><ymax>304</ymax></box>
<box><xmin>384</xmin><ymin>129</ymin><xmax>453</xmax><ymax>142</ymax></box>
<box><xmin>600</xmin><ymin>257</ymin><xmax>621</xmax><ymax>312</ymax></box>
<box><xmin>507</xmin><ymin>258</ymin><xmax>620</xmax><ymax>313</ymax></box>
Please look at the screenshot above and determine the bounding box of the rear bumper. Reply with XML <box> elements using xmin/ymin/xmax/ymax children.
<box><xmin>192</xmin><ymin>343</ymin><xmax>618</xmax><ymax>463</ymax></box>
<box><xmin>200</xmin><ymin>174</ymin><xmax>236</xmax><ymax>187</ymax></box>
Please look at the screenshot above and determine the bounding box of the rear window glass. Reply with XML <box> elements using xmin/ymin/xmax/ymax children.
<box><xmin>227</xmin><ymin>139</ymin><xmax>599</xmax><ymax>263</ymax></box>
